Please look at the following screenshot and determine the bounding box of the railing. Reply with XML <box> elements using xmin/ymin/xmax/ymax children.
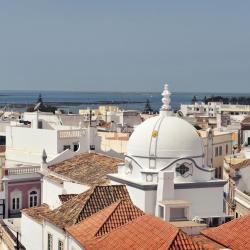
<box><xmin>6</xmin><ymin>166</ymin><xmax>40</xmax><ymax>176</ymax></box>
<box><xmin>235</xmin><ymin>189</ymin><xmax>250</xmax><ymax>208</ymax></box>
<box><xmin>221</xmin><ymin>104</ymin><xmax>250</xmax><ymax>111</ymax></box>
<box><xmin>58</xmin><ymin>129</ymin><xmax>86</xmax><ymax>139</ymax></box>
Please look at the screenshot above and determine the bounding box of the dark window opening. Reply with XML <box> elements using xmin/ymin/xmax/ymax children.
<box><xmin>74</xmin><ymin>144</ymin><xmax>79</xmax><ymax>152</ymax></box>
<box><xmin>63</xmin><ymin>145</ymin><xmax>71</xmax><ymax>150</ymax></box>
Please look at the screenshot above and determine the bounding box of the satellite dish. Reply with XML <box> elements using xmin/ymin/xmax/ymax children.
<box><xmin>34</xmin><ymin>102</ymin><xmax>41</xmax><ymax>111</ymax></box>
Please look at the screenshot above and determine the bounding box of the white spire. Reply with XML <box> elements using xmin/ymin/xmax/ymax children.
<box><xmin>160</xmin><ymin>82</ymin><xmax>172</xmax><ymax>116</ymax></box>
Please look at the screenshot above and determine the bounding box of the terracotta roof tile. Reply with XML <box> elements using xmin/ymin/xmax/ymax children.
<box><xmin>67</xmin><ymin>199</ymin><xmax>144</xmax><ymax>247</ymax></box>
<box><xmin>241</xmin><ymin>116</ymin><xmax>250</xmax><ymax>124</ymax></box>
<box><xmin>77</xmin><ymin>185</ymin><xmax>131</xmax><ymax>222</ymax></box>
<box><xmin>169</xmin><ymin>231</ymin><xmax>204</xmax><ymax>250</ymax></box>
<box><xmin>96</xmin><ymin>199</ymin><xmax>144</xmax><ymax>236</ymax></box>
<box><xmin>202</xmin><ymin>214</ymin><xmax>250</xmax><ymax>250</ymax></box>
<box><xmin>48</xmin><ymin>153</ymin><xmax>123</xmax><ymax>186</ymax></box>
<box><xmin>192</xmin><ymin>235</ymin><xmax>225</xmax><ymax>250</ymax></box>
<box><xmin>58</xmin><ymin>194</ymin><xmax>77</xmax><ymax>204</ymax></box>
<box><xmin>70</xmin><ymin>211</ymin><xmax>203</xmax><ymax>250</ymax></box>
<box><xmin>22</xmin><ymin>204</ymin><xmax>51</xmax><ymax>223</ymax></box>
<box><xmin>44</xmin><ymin>185</ymin><xmax>130</xmax><ymax>229</ymax></box>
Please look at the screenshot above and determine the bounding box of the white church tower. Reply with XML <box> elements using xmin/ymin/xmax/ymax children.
<box><xmin>108</xmin><ymin>83</ymin><xmax>228</xmax><ymax>226</ymax></box>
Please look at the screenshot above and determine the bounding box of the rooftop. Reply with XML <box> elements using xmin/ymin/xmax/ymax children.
<box><xmin>48</xmin><ymin>153</ymin><xmax>123</xmax><ymax>186</ymax></box>
<box><xmin>201</xmin><ymin>213</ymin><xmax>250</xmax><ymax>250</ymax></box>
<box><xmin>224</xmin><ymin>155</ymin><xmax>250</xmax><ymax>170</ymax></box>
<box><xmin>67</xmin><ymin>199</ymin><xmax>203</xmax><ymax>250</ymax></box>
<box><xmin>86</xmin><ymin>215</ymin><xmax>204</xmax><ymax>250</ymax></box>
<box><xmin>22</xmin><ymin>185</ymin><xmax>130</xmax><ymax>229</ymax></box>
<box><xmin>58</xmin><ymin>194</ymin><xmax>77</xmax><ymax>204</ymax></box>
<box><xmin>66</xmin><ymin>199</ymin><xmax>144</xmax><ymax>246</ymax></box>
<box><xmin>22</xmin><ymin>204</ymin><xmax>50</xmax><ymax>223</ymax></box>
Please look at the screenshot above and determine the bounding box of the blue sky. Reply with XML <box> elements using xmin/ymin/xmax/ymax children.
<box><xmin>0</xmin><ymin>1</ymin><xmax>250</xmax><ymax>92</ymax></box>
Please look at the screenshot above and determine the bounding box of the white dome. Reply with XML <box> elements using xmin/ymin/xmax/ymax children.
<box><xmin>127</xmin><ymin>115</ymin><xmax>204</xmax><ymax>159</ymax></box>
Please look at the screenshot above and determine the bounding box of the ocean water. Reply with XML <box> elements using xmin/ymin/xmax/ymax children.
<box><xmin>0</xmin><ymin>91</ymin><xmax>250</xmax><ymax>113</ymax></box>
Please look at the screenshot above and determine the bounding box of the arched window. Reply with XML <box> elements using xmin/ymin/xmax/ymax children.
<box><xmin>29</xmin><ymin>190</ymin><xmax>38</xmax><ymax>208</ymax></box>
<box><xmin>10</xmin><ymin>190</ymin><xmax>22</xmax><ymax>212</ymax></box>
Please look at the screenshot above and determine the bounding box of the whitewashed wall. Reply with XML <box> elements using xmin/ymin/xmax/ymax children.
<box><xmin>6</xmin><ymin>126</ymin><xmax>58</xmax><ymax>165</ymax></box>
<box><xmin>238</xmin><ymin>167</ymin><xmax>250</xmax><ymax>193</ymax></box>
<box><xmin>42</xmin><ymin>178</ymin><xmax>64</xmax><ymax>209</ymax></box>
<box><xmin>42</xmin><ymin>177</ymin><xmax>89</xmax><ymax>209</ymax></box>
<box><xmin>175</xmin><ymin>187</ymin><xmax>224</xmax><ymax>218</ymax></box>
<box><xmin>43</xmin><ymin>221</ymin><xmax>66</xmax><ymax>250</ymax></box>
<box><xmin>21</xmin><ymin>213</ymin><xmax>43</xmax><ymax>250</ymax></box>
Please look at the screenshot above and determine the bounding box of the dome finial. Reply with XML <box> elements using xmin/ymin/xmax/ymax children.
<box><xmin>160</xmin><ymin>82</ymin><xmax>172</xmax><ymax>116</ymax></box>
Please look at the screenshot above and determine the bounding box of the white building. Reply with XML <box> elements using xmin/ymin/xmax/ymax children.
<box><xmin>181</xmin><ymin>101</ymin><xmax>250</xmax><ymax>121</ymax></box>
<box><xmin>5</xmin><ymin>112</ymin><xmax>100</xmax><ymax>167</ymax></box>
<box><xmin>109</xmin><ymin>84</ymin><xmax>228</xmax><ymax>226</ymax></box>
<box><xmin>2</xmin><ymin>111</ymin><xmax>101</xmax><ymax>218</ymax></box>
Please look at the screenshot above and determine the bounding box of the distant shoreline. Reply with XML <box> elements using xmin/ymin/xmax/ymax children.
<box><xmin>0</xmin><ymin>100</ymin><xmax>146</xmax><ymax>109</ymax></box>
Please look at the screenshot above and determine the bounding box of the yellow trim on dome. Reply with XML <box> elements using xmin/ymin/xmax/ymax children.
<box><xmin>152</xmin><ymin>130</ymin><xmax>158</xmax><ymax>138</ymax></box>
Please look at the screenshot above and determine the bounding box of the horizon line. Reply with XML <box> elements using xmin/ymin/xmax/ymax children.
<box><xmin>1</xmin><ymin>89</ymin><xmax>250</xmax><ymax>95</ymax></box>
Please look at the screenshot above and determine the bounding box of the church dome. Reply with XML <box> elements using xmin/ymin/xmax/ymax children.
<box><xmin>127</xmin><ymin>83</ymin><xmax>204</xmax><ymax>160</ymax></box>
<box><xmin>127</xmin><ymin>115</ymin><xmax>204</xmax><ymax>159</ymax></box>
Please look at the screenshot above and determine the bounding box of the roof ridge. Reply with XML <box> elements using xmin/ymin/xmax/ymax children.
<box><xmin>93</xmin><ymin>213</ymin><xmax>150</xmax><ymax>241</ymax></box>
<box><xmin>76</xmin><ymin>185</ymin><xmax>129</xmax><ymax>223</ymax></box>
<box><xmin>92</xmin><ymin>199</ymin><xmax>123</xmax><ymax>237</ymax></box>
<box><xmin>94</xmin><ymin>198</ymin><xmax>142</xmax><ymax>237</ymax></box>
<box><xmin>162</xmin><ymin>228</ymin><xmax>180</xmax><ymax>250</ymax></box>
<box><xmin>74</xmin><ymin>186</ymin><xmax>97</xmax><ymax>224</ymax></box>
<box><xmin>169</xmin><ymin>230</ymin><xmax>204</xmax><ymax>250</ymax></box>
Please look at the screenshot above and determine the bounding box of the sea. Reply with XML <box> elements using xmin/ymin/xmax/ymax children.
<box><xmin>0</xmin><ymin>91</ymin><xmax>250</xmax><ymax>113</ymax></box>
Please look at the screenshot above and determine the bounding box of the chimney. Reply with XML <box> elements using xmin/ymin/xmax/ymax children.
<box><xmin>156</xmin><ymin>171</ymin><xmax>174</xmax><ymax>202</ymax></box>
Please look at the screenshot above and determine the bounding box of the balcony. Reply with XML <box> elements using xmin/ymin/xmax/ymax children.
<box><xmin>4</xmin><ymin>166</ymin><xmax>40</xmax><ymax>176</ymax></box>
<box><xmin>58</xmin><ymin>129</ymin><xmax>86</xmax><ymax>139</ymax></box>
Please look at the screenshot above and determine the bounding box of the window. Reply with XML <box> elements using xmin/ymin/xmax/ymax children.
<box><xmin>73</xmin><ymin>143</ymin><xmax>79</xmax><ymax>152</ymax></box>
<box><xmin>248</xmin><ymin>137</ymin><xmax>250</xmax><ymax>146</ymax></box>
<box><xmin>48</xmin><ymin>233</ymin><xmax>53</xmax><ymax>250</ymax></box>
<box><xmin>12</xmin><ymin>197</ymin><xmax>20</xmax><ymax>210</ymax></box>
<box><xmin>90</xmin><ymin>145</ymin><xmax>95</xmax><ymax>150</ymax></box>
<box><xmin>158</xmin><ymin>205</ymin><xmax>164</xmax><ymax>219</ymax></box>
<box><xmin>10</xmin><ymin>190</ymin><xmax>22</xmax><ymax>211</ymax></box>
<box><xmin>29</xmin><ymin>190</ymin><xmax>38</xmax><ymax>208</ymax></box>
<box><xmin>38</xmin><ymin>120</ymin><xmax>43</xmax><ymax>129</ymax></box>
<box><xmin>219</xmin><ymin>146</ymin><xmax>222</xmax><ymax>156</ymax></box>
<box><xmin>215</xmin><ymin>147</ymin><xmax>219</xmax><ymax>157</ymax></box>
<box><xmin>215</xmin><ymin>167</ymin><xmax>222</xmax><ymax>179</ymax></box>
<box><xmin>176</xmin><ymin>164</ymin><xmax>189</xmax><ymax>176</ymax></box>
<box><xmin>58</xmin><ymin>240</ymin><xmax>64</xmax><ymax>250</ymax></box>
<box><xmin>226</xmin><ymin>144</ymin><xmax>229</xmax><ymax>154</ymax></box>
<box><xmin>63</xmin><ymin>145</ymin><xmax>71</xmax><ymax>150</ymax></box>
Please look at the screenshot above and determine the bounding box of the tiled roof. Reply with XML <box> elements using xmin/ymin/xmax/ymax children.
<box><xmin>58</xmin><ymin>194</ymin><xmax>77</xmax><ymax>204</ymax></box>
<box><xmin>68</xmin><ymin>200</ymin><xmax>204</xmax><ymax>250</ymax></box>
<box><xmin>43</xmin><ymin>185</ymin><xmax>130</xmax><ymax>229</ymax></box>
<box><xmin>241</xmin><ymin>116</ymin><xmax>250</xmax><ymax>124</ymax></box>
<box><xmin>46</xmin><ymin>174</ymin><xmax>64</xmax><ymax>184</ymax></box>
<box><xmin>87</xmin><ymin>215</ymin><xmax>203</xmax><ymax>250</ymax></box>
<box><xmin>192</xmin><ymin>235</ymin><xmax>225</xmax><ymax>250</ymax></box>
<box><xmin>48</xmin><ymin>153</ymin><xmax>123</xmax><ymax>186</ymax></box>
<box><xmin>67</xmin><ymin>199</ymin><xmax>144</xmax><ymax>247</ymax></box>
<box><xmin>77</xmin><ymin>185</ymin><xmax>131</xmax><ymax>222</ymax></box>
<box><xmin>22</xmin><ymin>204</ymin><xmax>50</xmax><ymax>223</ymax></box>
<box><xmin>96</xmin><ymin>199</ymin><xmax>144</xmax><ymax>236</ymax></box>
<box><xmin>202</xmin><ymin>214</ymin><xmax>250</xmax><ymax>250</ymax></box>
